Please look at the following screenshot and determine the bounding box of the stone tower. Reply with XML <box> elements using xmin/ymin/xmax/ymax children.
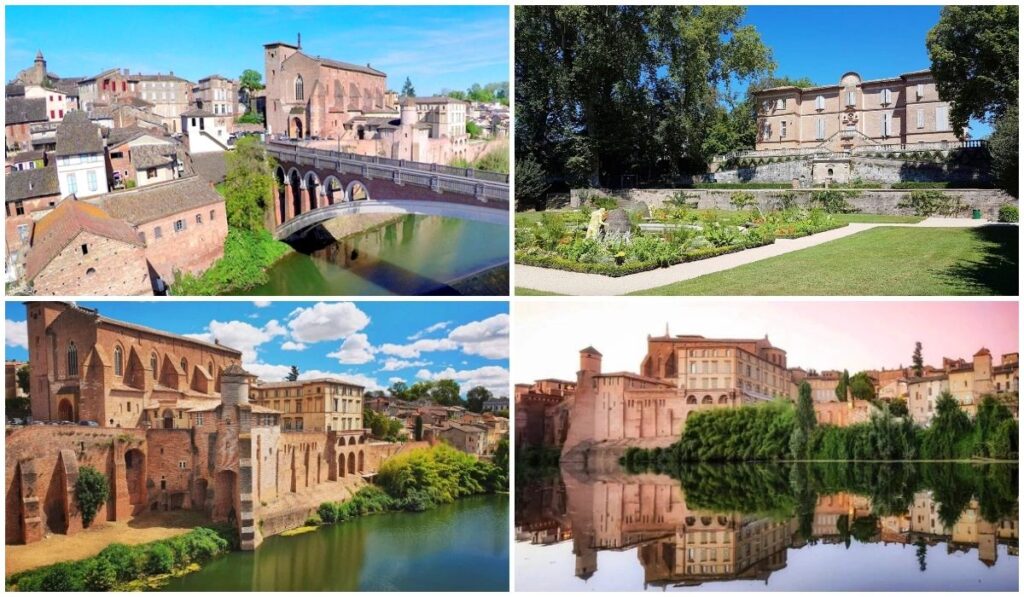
<box><xmin>220</xmin><ymin>363</ymin><xmax>254</xmax><ymax>405</ymax></box>
<box><xmin>561</xmin><ymin>346</ymin><xmax>603</xmax><ymax>461</ymax></box>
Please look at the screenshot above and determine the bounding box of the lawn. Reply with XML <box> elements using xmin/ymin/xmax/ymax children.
<box><xmin>631</xmin><ymin>225</ymin><xmax>1018</xmax><ymax>296</ymax></box>
<box><xmin>832</xmin><ymin>214</ymin><xmax>924</xmax><ymax>224</ymax></box>
<box><xmin>515</xmin><ymin>287</ymin><xmax>563</xmax><ymax>296</ymax></box>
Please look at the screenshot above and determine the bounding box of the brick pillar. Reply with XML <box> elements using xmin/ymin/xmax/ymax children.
<box><xmin>109</xmin><ymin>444</ymin><xmax>131</xmax><ymax>521</ymax></box>
<box><xmin>285</xmin><ymin>184</ymin><xmax>295</xmax><ymax>221</ymax></box>
<box><xmin>272</xmin><ymin>183</ymin><xmax>282</xmax><ymax>226</ymax></box>
<box><xmin>58</xmin><ymin>449</ymin><xmax>83</xmax><ymax>536</ymax></box>
<box><xmin>17</xmin><ymin>459</ymin><xmax>44</xmax><ymax>544</ymax></box>
<box><xmin>301</xmin><ymin>185</ymin><xmax>311</xmax><ymax>214</ymax></box>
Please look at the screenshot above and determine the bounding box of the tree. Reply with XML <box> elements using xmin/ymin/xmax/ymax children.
<box><xmin>988</xmin><ymin>105</ymin><xmax>1018</xmax><ymax>197</ymax></box>
<box><xmin>444</xmin><ymin>89</ymin><xmax>467</xmax><ymax>101</ymax></box>
<box><xmin>912</xmin><ymin>342</ymin><xmax>924</xmax><ymax>377</ymax></box>
<box><xmin>239</xmin><ymin>69</ymin><xmax>265</xmax><ymax>116</ymax></box>
<box><xmin>926</xmin><ymin>5</ymin><xmax>1018</xmax><ymax>136</ymax></box>
<box><xmin>414</xmin><ymin>415</ymin><xmax>423</xmax><ymax>441</ymax></box>
<box><xmin>790</xmin><ymin>381</ymin><xmax>816</xmax><ymax>460</ymax></box>
<box><xmin>922</xmin><ymin>392</ymin><xmax>971</xmax><ymax>459</ymax></box>
<box><xmin>286</xmin><ymin>366</ymin><xmax>299</xmax><ymax>382</ymax></box>
<box><xmin>514</xmin><ymin>155</ymin><xmax>548</xmax><ymax>211</ymax></box>
<box><xmin>388</xmin><ymin>381</ymin><xmax>409</xmax><ymax>401</ymax></box>
<box><xmin>223</xmin><ymin>136</ymin><xmax>276</xmax><ymax>232</ymax></box>
<box><xmin>888</xmin><ymin>397</ymin><xmax>909</xmax><ymax>418</ymax></box>
<box><xmin>466</xmin><ymin>121</ymin><xmax>483</xmax><ymax>139</ymax></box>
<box><xmin>466</xmin><ymin>386</ymin><xmax>493</xmax><ymax>413</ymax></box>
<box><xmin>16</xmin><ymin>364</ymin><xmax>29</xmax><ymax>395</ymax></box>
<box><xmin>430</xmin><ymin>379</ymin><xmax>461</xmax><ymax>406</ymax></box>
<box><xmin>849</xmin><ymin>372</ymin><xmax>876</xmax><ymax>401</ymax></box>
<box><xmin>835</xmin><ymin>369</ymin><xmax>851</xmax><ymax>402</ymax></box>
<box><xmin>516</xmin><ymin>5</ymin><xmax>772</xmax><ymax>188</ymax></box>
<box><xmin>401</xmin><ymin>77</ymin><xmax>415</xmax><ymax>98</ymax></box>
<box><xmin>75</xmin><ymin>466</ymin><xmax>110</xmax><ymax>527</ymax></box>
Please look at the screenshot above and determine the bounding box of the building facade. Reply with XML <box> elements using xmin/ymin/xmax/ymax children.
<box><xmin>193</xmin><ymin>75</ymin><xmax>241</xmax><ymax>118</ymax></box>
<box><xmin>137</xmin><ymin>74</ymin><xmax>193</xmax><ymax>133</ymax></box>
<box><xmin>907</xmin><ymin>349</ymin><xmax>1019</xmax><ymax>425</ymax></box>
<box><xmin>54</xmin><ymin>111</ymin><xmax>109</xmax><ymax>199</ymax></box>
<box><xmin>753</xmin><ymin>71</ymin><xmax>960</xmax><ymax>152</ymax></box>
<box><xmin>250</xmin><ymin>378</ymin><xmax>365</xmax><ymax>432</ymax></box>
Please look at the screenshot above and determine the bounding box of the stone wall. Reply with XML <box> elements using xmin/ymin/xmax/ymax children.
<box><xmin>601</xmin><ymin>187</ymin><xmax>1016</xmax><ymax>219</ymax></box>
<box><xmin>711</xmin><ymin>155</ymin><xmax>991</xmax><ymax>185</ymax></box>
<box><xmin>32</xmin><ymin>231</ymin><xmax>150</xmax><ymax>296</ymax></box>
<box><xmin>712</xmin><ymin>159</ymin><xmax>811</xmax><ymax>184</ymax></box>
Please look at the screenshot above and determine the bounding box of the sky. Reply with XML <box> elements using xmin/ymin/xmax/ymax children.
<box><xmin>513</xmin><ymin>301</ymin><xmax>1018</xmax><ymax>382</ymax></box>
<box><xmin>5</xmin><ymin>301</ymin><xmax>510</xmax><ymax>397</ymax></box>
<box><xmin>736</xmin><ymin>5</ymin><xmax>990</xmax><ymax>137</ymax></box>
<box><xmin>4</xmin><ymin>5</ymin><xmax>509</xmax><ymax>95</ymax></box>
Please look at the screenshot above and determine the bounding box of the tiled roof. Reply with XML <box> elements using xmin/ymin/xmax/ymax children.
<box><xmin>8</xmin><ymin>149</ymin><xmax>46</xmax><ymax>163</ymax></box>
<box><xmin>5</xmin><ymin>166</ymin><xmax>59</xmax><ymax>202</ymax></box>
<box><xmin>313</xmin><ymin>54</ymin><xmax>386</xmax><ymax>77</ymax></box>
<box><xmin>99</xmin><ymin>176</ymin><xmax>223</xmax><ymax>226</ymax></box>
<box><xmin>409</xmin><ymin>95</ymin><xmax>469</xmax><ymax>105</ymax></box>
<box><xmin>105</xmin><ymin>126</ymin><xmax>154</xmax><ymax>146</ymax></box>
<box><xmin>6</xmin><ymin>96</ymin><xmax>48</xmax><ymax>125</ymax></box>
<box><xmin>182</xmin><ymin>107</ymin><xmax>216</xmax><ymax>117</ymax></box>
<box><xmin>190</xmin><ymin>152</ymin><xmax>227</xmax><ymax>184</ymax></box>
<box><xmin>26</xmin><ymin>199</ymin><xmax>144</xmax><ymax>281</ymax></box>
<box><xmin>6</xmin><ymin>83</ymin><xmax>26</xmax><ymax>97</ymax></box>
<box><xmin>131</xmin><ymin>144</ymin><xmax>176</xmax><ymax>169</ymax></box>
<box><xmin>55</xmin><ymin>111</ymin><xmax>104</xmax><ymax>156</ymax></box>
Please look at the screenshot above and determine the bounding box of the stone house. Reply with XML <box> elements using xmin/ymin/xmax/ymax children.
<box><xmin>4</xmin><ymin>165</ymin><xmax>60</xmax><ymax>274</ymax></box>
<box><xmin>439</xmin><ymin>422</ymin><xmax>487</xmax><ymax>455</ymax></box>
<box><xmin>54</xmin><ymin>111</ymin><xmax>109</xmax><ymax>199</ymax></box>
<box><xmin>181</xmin><ymin>108</ymin><xmax>232</xmax><ymax>153</ymax></box>
<box><xmin>105</xmin><ymin>127</ymin><xmax>180</xmax><ymax>188</ymax></box>
<box><xmin>5</xmin><ymin>96</ymin><xmax>48</xmax><ymax>153</ymax></box>
<box><xmin>77</xmin><ymin>68</ymin><xmax>141</xmax><ymax>111</ymax></box>
<box><xmin>193</xmin><ymin>74</ymin><xmax>241</xmax><ymax>119</ymax></box>
<box><xmin>137</xmin><ymin>73</ymin><xmax>193</xmax><ymax>133</ymax></box>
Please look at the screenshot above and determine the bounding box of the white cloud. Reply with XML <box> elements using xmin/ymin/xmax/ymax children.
<box><xmin>379</xmin><ymin>337</ymin><xmax>457</xmax><ymax>358</ymax></box>
<box><xmin>253</xmin><ymin>300</ymin><xmax>272</xmax><ymax>308</ymax></box>
<box><xmin>298</xmin><ymin>370</ymin><xmax>382</xmax><ymax>392</ymax></box>
<box><xmin>185</xmin><ymin>319</ymin><xmax>287</xmax><ymax>362</ymax></box>
<box><xmin>328</xmin><ymin>333</ymin><xmax>376</xmax><ymax>365</ymax></box>
<box><xmin>242</xmin><ymin>362</ymin><xmax>294</xmax><ymax>381</ymax></box>
<box><xmin>281</xmin><ymin>341</ymin><xmax>307</xmax><ymax>351</ymax></box>
<box><xmin>287</xmin><ymin>302</ymin><xmax>370</xmax><ymax>344</ymax></box>
<box><xmin>447</xmin><ymin>313</ymin><xmax>509</xmax><ymax>359</ymax></box>
<box><xmin>414</xmin><ymin>365</ymin><xmax>509</xmax><ymax>397</ymax></box>
<box><xmin>378</xmin><ymin>357</ymin><xmax>431</xmax><ymax>372</ymax></box>
<box><xmin>408</xmin><ymin>321</ymin><xmax>452</xmax><ymax>340</ymax></box>
<box><xmin>5</xmin><ymin>319</ymin><xmax>27</xmax><ymax>348</ymax></box>
<box><xmin>388</xmin><ymin>376</ymin><xmax>405</xmax><ymax>384</ymax></box>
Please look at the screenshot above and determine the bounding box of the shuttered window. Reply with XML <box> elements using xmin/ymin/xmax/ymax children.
<box><xmin>815</xmin><ymin>95</ymin><xmax>825</xmax><ymax>110</ymax></box>
<box><xmin>917</xmin><ymin>109</ymin><xmax>925</xmax><ymax>129</ymax></box>
<box><xmin>816</xmin><ymin>118</ymin><xmax>826</xmax><ymax>140</ymax></box>
<box><xmin>846</xmin><ymin>91</ymin><xmax>856</xmax><ymax>107</ymax></box>
<box><xmin>936</xmin><ymin>107</ymin><xmax>949</xmax><ymax>131</ymax></box>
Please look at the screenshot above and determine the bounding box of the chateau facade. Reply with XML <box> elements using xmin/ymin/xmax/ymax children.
<box><xmin>251</xmin><ymin>378</ymin><xmax>365</xmax><ymax>432</ymax></box>
<box><xmin>908</xmin><ymin>349</ymin><xmax>1019</xmax><ymax>425</ymax></box>
<box><xmin>753</xmin><ymin>70</ymin><xmax>961</xmax><ymax>152</ymax></box>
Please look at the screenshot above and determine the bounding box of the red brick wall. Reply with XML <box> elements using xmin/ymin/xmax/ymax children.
<box><xmin>145</xmin><ymin>429</ymin><xmax>194</xmax><ymax>510</ymax></box>
<box><xmin>140</xmin><ymin>200</ymin><xmax>227</xmax><ymax>284</ymax></box>
<box><xmin>32</xmin><ymin>231</ymin><xmax>151</xmax><ymax>295</ymax></box>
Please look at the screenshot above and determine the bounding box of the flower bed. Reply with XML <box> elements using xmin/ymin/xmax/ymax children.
<box><xmin>515</xmin><ymin>206</ymin><xmax>848</xmax><ymax>277</ymax></box>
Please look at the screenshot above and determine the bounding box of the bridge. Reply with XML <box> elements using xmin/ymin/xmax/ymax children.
<box><xmin>266</xmin><ymin>142</ymin><xmax>509</xmax><ymax>240</ymax></box>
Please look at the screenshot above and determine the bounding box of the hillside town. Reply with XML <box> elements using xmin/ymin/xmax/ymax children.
<box><xmin>4</xmin><ymin>43</ymin><xmax>510</xmax><ymax>295</ymax></box>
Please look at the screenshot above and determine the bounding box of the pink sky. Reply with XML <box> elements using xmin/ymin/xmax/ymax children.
<box><xmin>514</xmin><ymin>301</ymin><xmax>1018</xmax><ymax>381</ymax></box>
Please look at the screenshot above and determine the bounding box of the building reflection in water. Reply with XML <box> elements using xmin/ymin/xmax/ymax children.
<box><xmin>515</xmin><ymin>470</ymin><xmax>1019</xmax><ymax>589</ymax></box>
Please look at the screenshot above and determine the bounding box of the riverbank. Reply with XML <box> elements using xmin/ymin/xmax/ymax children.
<box><xmin>172</xmin><ymin>228</ymin><xmax>292</xmax><ymax>295</ymax></box>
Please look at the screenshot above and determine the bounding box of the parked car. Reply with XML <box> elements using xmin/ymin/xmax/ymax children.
<box><xmin>78</xmin><ymin>420</ymin><xmax>100</xmax><ymax>427</ymax></box>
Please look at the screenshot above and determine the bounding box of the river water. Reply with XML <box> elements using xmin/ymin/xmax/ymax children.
<box><xmin>516</xmin><ymin>462</ymin><xmax>1018</xmax><ymax>592</ymax></box>
<box><xmin>160</xmin><ymin>495</ymin><xmax>509</xmax><ymax>591</ymax></box>
<box><xmin>238</xmin><ymin>215</ymin><xmax>509</xmax><ymax>296</ymax></box>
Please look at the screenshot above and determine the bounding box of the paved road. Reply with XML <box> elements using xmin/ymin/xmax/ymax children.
<box><xmin>515</xmin><ymin>218</ymin><xmax>1003</xmax><ymax>295</ymax></box>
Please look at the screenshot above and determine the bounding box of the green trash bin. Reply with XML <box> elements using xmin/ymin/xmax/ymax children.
<box><xmin>972</xmin><ymin>208</ymin><xmax>982</xmax><ymax>219</ymax></box>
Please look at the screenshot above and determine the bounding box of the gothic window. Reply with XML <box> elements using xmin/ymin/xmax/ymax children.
<box><xmin>181</xmin><ymin>357</ymin><xmax>188</xmax><ymax>380</ymax></box>
<box><xmin>295</xmin><ymin>75</ymin><xmax>304</xmax><ymax>101</ymax></box>
<box><xmin>114</xmin><ymin>345</ymin><xmax>124</xmax><ymax>376</ymax></box>
<box><xmin>150</xmin><ymin>352</ymin><xmax>158</xmax><ymax>379</ymax></box>
<box><xmin>67</xmin><ymin>342</ymin><xmax>78</xmax><ymax>377</ymax></box>
<box><xmin>334</xmin><ymin>80</ymin><xmax>344</xmax><ymax>104</ymax></box>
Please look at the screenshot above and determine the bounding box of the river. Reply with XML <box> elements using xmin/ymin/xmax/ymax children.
<box><xmin>160</xmin><ymin>495</ymin><xmax>508</xmax><ymax>591</ymax></box>
<box><xmin>516</xmin><ymin>462</ymin><xmax>1018</xmax><ymax>591</ymax></box>
<box><xmin>238</xmin><ymin>214</ymin><xmax>509</xmax><ymax>296</ymax></box>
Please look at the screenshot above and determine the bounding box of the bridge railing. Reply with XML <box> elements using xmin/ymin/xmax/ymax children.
<box><xmin>268</xmin><ymin>142</ymin><xmax>509</xmax><ymax>203</ymax></box>
<box><xmin>269</xmin><ymin>140</ymin><xmax>509</xmax><ymax>184</ymax></box>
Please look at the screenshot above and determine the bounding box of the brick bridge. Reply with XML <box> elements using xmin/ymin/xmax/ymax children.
<box><xmin>266</xmin><ymin>142</ymin><xmax>509</xmax><ymax>240</ymax></box>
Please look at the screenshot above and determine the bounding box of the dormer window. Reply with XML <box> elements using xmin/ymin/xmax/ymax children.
<box><xmin>815</xmin><ymin>95</ymin><xmax>825</xmax><ymax>111</ymax></box>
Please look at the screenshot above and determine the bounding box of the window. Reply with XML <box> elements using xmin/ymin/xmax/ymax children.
<box><xmin>17</xmin><ymin>224</ymin><xmax>29</xmax><ymax>241</ymax></box>
<box><xmin>50</xmin><ymin>110</ymin><xmax>55</xmax><ymax>119</ymax></box>
<box><xmin>917</xmin><ymin>108</ymin><xmax>925</xmax><ymax>129</ymax></box>
<box><xmin>151</xmin><ymin>353</ymin><xmax>158</xmax><ymax>379</ymax></box>
<box><xmin>295</xmin><ymin>75</ymin><xmax>304</xmax><ymax>100</ymax></box>
<box><xmin>195</xmin><ymin>412</ymin><xmax>204</xmax><ymax>426</ymax></box>
<box><xmin>191</xmin><ymin>118</ymin><xmax>196</xmax><ymax>127</ymax></box>
<box><xmin>210</xmin><ymin>209</ymin><xmax>215</xmax><ymax>221</ymax></box>
<box><xmin>846</xmin><ymin>91</ymin><xmax>856</xmax><ymax>107</ymax></box>
<box><xmin>762</xmin><ymin>123</ymin><xmax>771</xmax><ymax>141</ymax></box>
<box><xmin>881</xmin><ymin>88</ymin><xmax>892</xmax><ymax>105</ymax></box>
<box><xmin>815</xmin><ymin>95</ymin><xmax>825</xmax><ymax>111</ymax></box>
<box><xmin>66</xmin><ymin>173</ymin><xmax>78</xmax><ymax>194</ymax></box>
<box><xmin>180</xmin><ymin>357</ymin><xmax>188</xmax><ymax>378</ymax></box>
<box><xmin>916</xmin><ymin>83</ymin><xmax>925</xmax><ymax>99</ymax></box>
<box><xmin>154</xmin><ymin>226</ymin><xmax>162</xmax><ymax>239</ymax></box>
<box><xmin>174</xmin><ymin>219</ymin><xmax>186</xmax><ymax>233</ymax></box>
<box><xmin>196</xmin><ymin>213</ymin><xmax>203</xmax><ymax>224</ymax></box>
<box><xmin>199</xmin><ymin>117</ymin><xmax>205</xmax><ymax>131</ymax></box>
<box><xmin>114</xmin><ymin>345</ymin><xmax>124</xmax><ymax>376</ymax></box>
<box><xmin>816</xmin><ymin>118</ymin><xmax>826</xmax><ymax>140</ymax></box>
<box><xmin>780</xmin><ymin>121</ymin><xmax>787</xmax><ymax>139</ymax></box>
<box><xmin>774</xmin><ymin>98</ymin><xmax>785</xmax><ymax>110</ymax></box>
<box><xmin>936</xmin><ymin>106</ymin><xmax>949</xmax><ymax>131</ymax></box>
<box><xmin>67</xmin><ymin>342</ymin><xmax>78</xmax><ymax>376</ymax></box>
<box><xmin>110</xmin><ymin>151</ymin><xmax>124</xmax><ymax>159</ymax></box>
<box><xmin>146</xmin><ymin>168</ymin><xmax>157</xmax><ymax>179</ymax></box>
<box><xmin>881</xmin><ymin>112</ymin><xmax>893</xmax><ymax>137</ymax></box>
<box><xmin>58</xmin><ymin>109</ymin><xmax>63</xmax><ymax>118</ymax></box>
<box><xmin>81</xmin><ymin>243</ymin><xmax>89</xmax><ymax>255</ymax></box>
<box><xmin>85</xmin><ymin>267</ymin><xmax>96</xmax><ymax>275</ymax></box>
<box><xmin>87</xmin><ymin>170</ymin><xmax>97</xmax><ymax>192</ymax></box>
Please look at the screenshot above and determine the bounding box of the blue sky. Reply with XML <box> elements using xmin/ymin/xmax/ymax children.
<box><xmin>738</xmin><ymin>6</ymin><xmax>990</xmax><ymax>137</ymax></box>
<box><xmin>5</xmin><ymin>301</ymin><xmax>510</xmax><ymax>397</ymax></box>
<box><xmin>5</xmin><ymin>5</ymin><xmax>509</xmax><ymax>95</ymax></box>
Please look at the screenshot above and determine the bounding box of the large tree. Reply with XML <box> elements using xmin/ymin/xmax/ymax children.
<box><xmin>912</xmin><ymin>342</ymin><xmax>924</xmax><ymax>377</ymax></box>
<box><xmin>516</xmin><ymin>5</ymin><xmax>772</xmax><ymax>188</ymax></box>
<box><xmin>401</xmin><ymin>77</ymin><xmax>416</xmax><ymax>98</ymax></box>
<box><xmin>223</xmin><ymin>136</ymin><xmax>276</xmax><ymax>231</ymax></box>
<box><xmin>466</xmin><ymin>386</ymin><xmax>493</xmax><ymax>413</ymax></box>
<box><xmin>239</xmin><ymin>69</ymin><xmax>264</xmax><ymax>116</ymax></box>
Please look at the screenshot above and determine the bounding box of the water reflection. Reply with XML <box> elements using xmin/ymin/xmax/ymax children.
<box><xmin>515</xmin><ymin>463</ymin><xmax>1018</xmax><ymax>591</ymax></box>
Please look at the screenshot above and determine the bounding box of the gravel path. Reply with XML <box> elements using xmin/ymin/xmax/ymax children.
<box><xmin>515</xmin><ymin>218</ymin><xmax>1001</xmax><ymax>295</ymax></box>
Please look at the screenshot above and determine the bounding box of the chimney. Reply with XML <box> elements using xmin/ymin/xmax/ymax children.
<box><xmin>297</xmin><ymin>33</ymin><xmax>302</xmax><ymax>49</ymax></box>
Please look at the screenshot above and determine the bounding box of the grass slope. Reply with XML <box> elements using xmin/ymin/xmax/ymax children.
<box><xmin>632</xmin><ymin>225</ymin><xmax>1018</xmax><ymax>296</ymax></box>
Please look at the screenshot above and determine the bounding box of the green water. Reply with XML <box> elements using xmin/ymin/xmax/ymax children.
<box><xmin>160</xmin><ymin>495</ymin><xmax>508</xmax><ymax>591</ymax></box>
<box><xmin>239</xmin><ymin>215</ymin><xmax>509</xmax><ymax>296</ymax></box>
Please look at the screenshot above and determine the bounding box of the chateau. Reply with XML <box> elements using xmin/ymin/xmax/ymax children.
<box><xmin>7</xmin><ymin>302</ymin><xmax>410</xmax><ymax>551</ymax></box>
<box><xmin>753</xmin><ymin>70</ymin><xmax>960</xmax><ymax>152</ymax></box>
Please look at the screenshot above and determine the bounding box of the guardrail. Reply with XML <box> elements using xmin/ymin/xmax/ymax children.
<box><xmin>266</xmin><ymin>142</ymin><xmax>509</xmax><ymax>203</ymax></box>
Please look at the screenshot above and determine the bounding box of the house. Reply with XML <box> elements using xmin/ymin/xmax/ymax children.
<box><xmin>438</xmin><ymin>423</ymin><xmax>487</xmax><ymax>455</ymax></box>
<box><xmin>54</xmin><ymin>111</ymin><xmax>109</xmax><ymax>198</ymax></box>
<box><xmin>5</xmin><ymin>96</ymin><xmax>48</xmax><ymax>153</ymax></box>
<box><xmin>180</xmin><ymin>108</ymin><xmax>232</xmax><ymax>153</ymax></box>
<box><xmin>5</xmin><ymin>166</ymin><xmax>60</xmax><ymax>276</ymax></box>
<box><xmin>105</xmin><ymin>127</ymin><xmax>180</xmax><ymax>188</ymax></box>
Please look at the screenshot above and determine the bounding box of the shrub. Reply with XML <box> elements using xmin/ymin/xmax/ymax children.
<box><xmin>172</xmin><ymin>229</ymin><xmax>291</xmax><ymax>295</ymax></box>
<box><xmin>810</xmin><ymin>189</ymin><xmax>858</xmax><ymax>213</ymax></box>
<box><xmin>97</xmin><ymin>543</ymin><xmax>142</xmax><ymax>581</ymax></box>
<box><xmin>729</xmin><ymin>191</ymin><xmax>756</xmax><ymax>211</ymax></box>
<box><xmin>305</xmin><ymin>513</ymin><xmax>322</xmax><ymax>526</ymax></box>
<box><xmin>997</xmin><ymin>204</ymin><xmax>1018</xmax><ymax>223</ymax></box>
<box><xmin>75</xmin><ymin>466</ymin><xmax>110</xmax><ymax>528</ymax></box>
<box><xmin>82</xmin><ymin>558</ymin><xmax>118</xmax><ymax>591</ymax></box>
<box><xmin>897</xmin><ymin>190</ymin><xmax>967</xmax><ymax>216</ymax></box>
<box><xmin>144</xmin><ymin>543</ymin><xmax>176</xmax><ymax>575</ymax></box>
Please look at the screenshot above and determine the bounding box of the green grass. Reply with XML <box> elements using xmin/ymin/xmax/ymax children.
<box><xmin>515</xmin><ymin>287</ymin><xmax>564</xmax><ymax>296</ymax></box>
<box><xmin>632</xmin><ymin>226</ymin><xmax>1017</xmax><ymax>296</ymax></box>
<box><xmin>832</xmin><ymin>214</ymin><xmax>924</xmax><ymax>224</ymax></box>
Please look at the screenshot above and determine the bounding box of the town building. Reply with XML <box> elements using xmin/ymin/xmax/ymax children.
<box><xmin>753</xmin><ymin>70</ymin><xmax>960</xmax><ymax>152</ymax></box>
<box><xmin>250</xmin><ymin>378</ymin><xmax>365</xmax><ymax>432</ymax></box>
<box><xmin>77</xmin><ymin>69</ymin><xmax>141</xmax><ymax>111</ymax></box>
<box><xmin>181</xmin><ymin>108</ymin><xmax>232</xmax><ymax>153</ymax></box>
<box><xmin>907</xmin><ymin>349</ymin><xmax>1019</xmax><ymax>425</ymax></box>
<box><xmin>515</xmin><ymin>379</ymin><xmax>574</xmax><ymax>449</ymax></box>
<box><xmin>193</xmin><ymin>75</ymin><xmax>241</xmax><ymax>118</ymax></box>
<box><xmin>105</xmin><ymin>126</ymin><xmax>182</xmax><ymax>188</ymax></box>
<box><xmin>137</xmin><ymin>73</ymin><xmax>193</xmax><ymax>133</ymax></box>
<box><xmin>6</xmin><ymin>360</ymin><xmax>27</xmax><ymax>401</ymax></box>
<box><xmin>263</xmin><ymin>36</ymin><xmax>388</xmax><ymax>139</ymax></box>
<box><xmin>5</xmin><ymin>95</ymin><xmax>48</xmax><ymax>153</ymax></box>
<box><xmin>5</xmin><ymin>166</ymin><xmax>60</xmax><ymax>271</ymax></box>
<box><xmin>54</xmin><ymin>111</ymin><xmax>109</xmax><ymax>199</ymax></box>
<box><xmin>439</xmin><ymin>422</ymin><xmax>487</xmax><ymax>456</ymax></box>
<box><xmin>482</xmin><ymin>397</ymin><xmax>509</xmax><ymax>412</ymax></box>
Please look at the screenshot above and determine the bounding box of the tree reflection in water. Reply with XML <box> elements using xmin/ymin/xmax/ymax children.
<box><xmin>515</xmin><ymin>462</ymin><xmax>1018</xmax><ymax>590</ymax></box>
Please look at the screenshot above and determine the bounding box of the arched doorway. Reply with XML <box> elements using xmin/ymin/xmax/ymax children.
<box><xmin>292</xmin><ymin>117</ymin><xmax>304</xmax><ymax>139</ymax></box>
<box><xmin>57</xmin><ymin>399</ymin><xmax>74</xmax><ymax>422</ymax></box>
<box><xmin>124</xmin><ymin>449</ymin><xmax>146</xmax><ymax>507</ymax></box>
<box><xmin>162</xmin><ymin>410</ymin><xmax>174</xmax><ymax>429</ymax></box>
<box><xmin>338</xmin><ymin>453</ymin><xmax>347</xmax><ymax>478</ymax></box>
<box><xmin>357</xmin><ymin>450</ymin><xmax>364</xmax><ymax>473</ymax></box>
<box><xmin>347</xmin><ymin>452</ymin><xmax>356</xmax><ymax>476</ymax></box>
<box><xmin>324</xmin><ymin>177</ymin><xmax>342</xmax><ymax>205</ymax></box>
<box><xmin>289</xmin><ymin>170</ymin><xmax>302</xmax><ymax>216</ymax></box>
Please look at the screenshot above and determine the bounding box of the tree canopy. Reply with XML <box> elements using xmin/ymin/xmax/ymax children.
<box><xmin>223</xmin><ymin>136</ymin><xmax>275</xmax><ymax>231</ymax></box>
<box><xmin>516</xmin><ymin>5</ymin><xmax>773</xmax><ymax>188</ymax></box>
<box><xmin>401</xmin><ymin>77</ymin><xmax>416</xmax><ymax>98</ymax></box>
